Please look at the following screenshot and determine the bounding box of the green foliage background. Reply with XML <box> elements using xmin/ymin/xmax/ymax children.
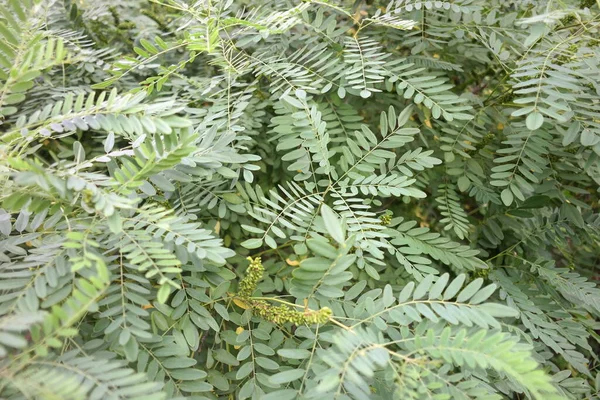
<box><xmin>0</xmin><ymin>0</ymin><xmax>600</xmax><ymax>399</ymax></box>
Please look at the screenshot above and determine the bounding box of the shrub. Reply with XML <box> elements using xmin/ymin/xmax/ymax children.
<box><xmin>0</xmin><ymin>0</ymin><xmax>599</xmax><ymax>399</ymax></box>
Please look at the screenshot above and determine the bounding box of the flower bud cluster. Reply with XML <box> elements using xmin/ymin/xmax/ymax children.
<box><xmin>237</xmin><ymin>257</ymin><xmax>332</xmax><ymax>325</ymax></box>
<box><xmin>379</xmin><ymin>213</ymin><xmax>392</xmax><ymax>225</ymax></box>
<box><xmin>251</xmin><ymin>301</ymin><xmax>332</xmax><ymax>325</ymax></box>
<box><xmin>237</xmin><ymin>257</ymin><xmax>264</xmax><ymax>298</ymax></box>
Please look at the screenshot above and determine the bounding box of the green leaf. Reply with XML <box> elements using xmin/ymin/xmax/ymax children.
<box><xmin>478</xmin><ymin>303</ymin><xmax>519</xmax><ymax>318</ymax></box>
<box><xmin>269</xmin><ymin>369</ymin><xmax>305</xmax><ymax>384</ymax></box>
<box><xmin>0</xmin><ymin>332</ymin><xmax>27</xmax><ymax>348</ymax></box>
<box><xmin>443</xmin><ymin>275</ymin><xmax>466</xmax><ymax>300</ymax></box>
<box><xmin>277</xmin><ymin>349</ymin><xmax>311</xmax><ymax>359</ymax></box>
<box><xmin>236</xmin><ymin>362</ymin><xmax>254</xmax><ymax>380</ymax></box>
<box><xmin>526</xmin><ymin>111</ymin><xmax>544</xmax><ymax>130</ymax></box>
<box><xmin>321</xmin><ymin>204</ymin><xmax>344</xmax><ymax>244</ymax></box>
<box><xmin>241</xmin><ymin>238</ymin><xmax>263</xmax><ymax>249</ymax></box>
<box><xmin>456</xmin><ymin>278</ymin><xmax>483</xmax><ymax>302</ymax></box>
<box><xmin>501</xmin><ymin>188</ymin><xmax>514</xmax><ymax>206</ymax></box>
<box><xmin>170</xmin><ymin>369</ymin><xmax>208</xmax><ymax>380</ymax></box>
<box><xmin>157</xmin><ymin>285</ymin><xmax>171</xmax><ymax>304</ymax></box>
<box><xmin>281</xmin><ymin>94</ymin><xmax>304</xmax><ymax>108</ymax></box>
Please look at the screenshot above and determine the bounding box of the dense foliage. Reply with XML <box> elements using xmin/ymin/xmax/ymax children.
<box><xmin>1</xmin><ymin>0</ymin><xmax>600</xmax><ymax>399</ymax></box>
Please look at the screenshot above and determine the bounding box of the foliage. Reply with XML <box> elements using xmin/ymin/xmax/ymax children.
<box><xmin>0</xmin><ymin>0</ymin><xmax>600</xmax><ymax>399</ymax></box>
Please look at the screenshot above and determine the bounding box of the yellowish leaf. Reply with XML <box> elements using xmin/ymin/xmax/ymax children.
<box><xmin>286</xmin><ymin>258</ymin><xmax>300</xmax><ymax>266</ymax></box>
<box><xmin>233</xmin><ymin>298</ymin><xmax>250</xmax><ymax>309</ymax></box>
